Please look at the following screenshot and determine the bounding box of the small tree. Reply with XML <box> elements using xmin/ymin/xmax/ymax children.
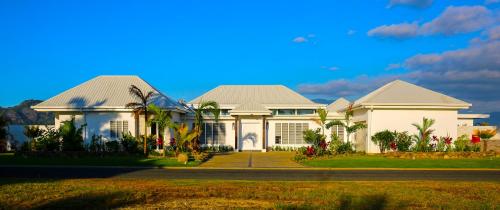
<box><xmin>315</xmin><ymin>108</ymin><xmax>328</xmax><ymax>135</ymax></box>
<box><xmin>192</xmin><ymin>100</ymin><xmax>220</xmax><ymax>152</ymax></box>
<box><xmin>371</xmin><ymin>130</ymin><xmax>394</xmax><ymax>153</ymax></box>
<box><xmin>0</xmin><ymin>114</ymin><xmax>9</xmax><ymax>152</ymax></box>
<box><xmin>60</xmin><ymin>118</ymin><xmax>85</xmax><ymax>151</ymax></box>
<box><xmin>126</xmin><ymin>85</ymin><xmax>156</xmax><ymax>156</ymax></box>
<box><xmin>24</xmin><ymin>125</ymin><xmax>44</xmax><ymax>151</ymax></box>
<box><xmin>412</xmin><ymin>117</ymin><xmax>435</xmax><ymax>152</ymax></box>
<box><xmin>172</xmin><ymin>123</ymin><xmax>199</xmax><ymax>153</ymax></box>
<box><xmin>148</xmin><ymin>104</ymin><xmax>173</xmax><ymax>153</ymax></box>
<box><xmin>326</xmin><ymin>104</ymin><xmax>366</xmax><ymax>143</ymax></box>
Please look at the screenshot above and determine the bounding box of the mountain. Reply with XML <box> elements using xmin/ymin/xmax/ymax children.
<box><xmin>0</xmin><ymin>100</ymin><xmax>54</xmax><ymax>125</ymax></box>
<box><xmin>311</xmin><ymin>98</ymin><xmax>334</xmax><ymax>105</ymax></box>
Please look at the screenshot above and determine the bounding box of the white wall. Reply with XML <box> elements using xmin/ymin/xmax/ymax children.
<box><xmin>363</xmin><ymin>109</ymin><xmax>458</xmax><ymax>153</ymax></box>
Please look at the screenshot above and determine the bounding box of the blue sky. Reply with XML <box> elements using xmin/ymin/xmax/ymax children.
<box><xmin>1</xmin><ymin>0</ymin><xmax>499</xmax><ymax>112</ymax></box>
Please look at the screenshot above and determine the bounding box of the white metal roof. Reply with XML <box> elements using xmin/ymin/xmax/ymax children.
<box><xmin>33</xmin><ymin>75</ymin><xmax>186</xmax><ymax>112</ymax></box>
<box><xmin>189</xmin><ymin>85</ymin><xmax>320</xmax><ymax>110</ymax></box>
<box><xmin>327</xmin><ymin>97</ymin><xmax>350</xmax><ymax>112</ymax></box>
<box><xmin>352</xmin><ymin>80</ymin><xmax>471</xmax><ymax>109</ymax></box>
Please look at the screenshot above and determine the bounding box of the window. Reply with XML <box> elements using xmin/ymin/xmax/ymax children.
<box><xmin>331</xmin><ymin>125</ymin><xmax>345</xmax><ymax>141</ymax></box>
<box><xmin>277</xmin><ymin>109</ymin><xmax>295</xmax><ymax>115</ymax></box>
<box><xmin>200</xmin><ymin>123</ymin><xmax>226</xmax><ymax>145</ymax></box>
<box><xmin>297</xmin><ymin>109</ymin><xmax>315</xmax><ymax>115</ymax></box>
<box><xmin>274</xmin><ymin>123</ymin><xmax>309</xmax><ymax>144</ymax></box>
<box><xmin>220</xmin><ymin>109</ymin><xmax>230</xmax><ymax>116</ymax></box>
<box><xmin>110</xmin><ymin>121</ymin><xmax>128</xmax><ymax>139</ymax></box>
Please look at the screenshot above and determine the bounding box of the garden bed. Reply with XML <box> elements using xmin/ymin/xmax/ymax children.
<box><xmin>299</xmin><ymin>154</ymin><xmax>500</xmax><ymax>168</ymax></box>
<box><xmin>383</xmin><ymin>151</ymin><xmax>499</xmax><ymax>159</ymax></box>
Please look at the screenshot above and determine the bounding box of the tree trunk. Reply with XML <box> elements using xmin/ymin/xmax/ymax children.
<box><xmin>483</xmin><ymin>140</ymin><xmax>488</xmax><ymax>152</ymax></box>
<box><xmin>144</xmin><ymin>110</ymin><xmax>148</xmax><ymax>156</ymax></box>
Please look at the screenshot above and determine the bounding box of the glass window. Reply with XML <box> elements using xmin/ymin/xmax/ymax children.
<box><xmin>297</xmin><ymin>109</ymin><xmax>315</xmax><ymax>115</ymax></box>
<box><xmin>220</xmin><ymin>109</ymin><xmax>230</xmax><ymax>116</ymax></box>
<box><xmin>277</xmin><ymin>109</ymin><xmax>295</xmax><ymax>115</ymax></box>
<box><xmin>110</xmin><ymin>121</ymin><xmax>128</xmax><ymax>139</ymax></box>
<box><xmin>274</xmin><ymin>123</ymin><xmax>308</xmax><ymax>144</ymax></box>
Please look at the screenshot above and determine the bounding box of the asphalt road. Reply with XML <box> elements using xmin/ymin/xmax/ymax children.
<box><xmin>1</xmin><ymin>166</ymin><xmax>499</xmax><ymax>181</ymax></box>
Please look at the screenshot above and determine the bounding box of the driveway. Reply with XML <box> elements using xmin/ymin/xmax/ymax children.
<box><xmin>200</xmin><ymin>152</ymin><xmax>303</xmax><ymax>168</ymax></box>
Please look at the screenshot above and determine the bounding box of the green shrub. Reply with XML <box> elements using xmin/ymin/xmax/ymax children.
<box><xmin>120</xmin><ymin>132</ymin><xmax>139</xmax><ymax>154</ymax></box>
<box><xmin>394</xmin><ymin>131</ymin><xmax>412</xmax><ymax>152</ymax></box>
<box><xmin>371</xmin><ymin>130</ymin><xmax>394</xmax><ymax>153</ymax></box>
<box><xmin>293</xmin><ymin>152</ymin><xmax>307</xmax><ymax>162</ymax></box>
<box><xmin>60</xmin><ymin>119</ymin><xmax>85</xmax><ymax>151</ymax></box>
<box><xmin>89</xmin><ymin>134</ymin><xmax>104</xmax><ymax>153</ymax></box>
<box><xmin>35</xmin><ymin>128</ymin><xmax>60</xmax><ymax>152</ymax></box>
<box><xmin>336</xmin><ymin>142</ymin><xmax>355</xmax><ymax>154</ymax></box>
<box><xmin>105</xmin><ymin>140</ymin><xmax>120</xmax><ymax>153</ymax></box>
<box><xmin>454</xmin><ymin>135</ymin><xmax>471</xmax><ymax>152</ymax></box>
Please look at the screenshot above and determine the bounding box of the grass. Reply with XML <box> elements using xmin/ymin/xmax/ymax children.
<box><xmin>301</xmin><ymin>155</ymin><xmax>500</xmax><ymax>169</ymax></box>
<box><xmin>0</xmin><ymin>178</ymin><xmax>498</xmax><ymax>209</ymax></box>
<box><xmin>0</xmin><ymin>153</ymin><xmax>200</xmax><ymax>167</ymax></box>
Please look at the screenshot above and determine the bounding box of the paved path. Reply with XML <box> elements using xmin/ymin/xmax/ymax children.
<box><xmin>1</xmin><ymin>166</ymin><xmax>499</xmax><ymax>181</ymax></box>
<box><xmin>200</xmin><ymin>152</ymin><xmax>303</xmax><ymax>168</ymax></box>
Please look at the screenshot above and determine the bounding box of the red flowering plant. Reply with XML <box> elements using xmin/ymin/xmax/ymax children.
<box><xmin>305</xmin><ymin>146</ymin><xmax>315</xmax><ymax>157</ymax></box>
<box><xmin>390</xmin><ymin>141</ymin><xmax>397</xmax><ymax>151</ymax></box>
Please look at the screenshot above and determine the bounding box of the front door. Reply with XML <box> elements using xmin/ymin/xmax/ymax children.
<box><xmin>239</xmin><ymin>120</ymin><xmax>261</xmax><ymax>151</ymax></box>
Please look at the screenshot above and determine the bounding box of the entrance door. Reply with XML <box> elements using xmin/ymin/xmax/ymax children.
<box><xmin>239</xmin><ymin>121</ymin><xmax>261</xmax><ymax>151</ymax></box>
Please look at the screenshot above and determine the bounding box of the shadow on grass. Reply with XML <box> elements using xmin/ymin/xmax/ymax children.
<box><xmin>276</xmin><ymin>193</ymin><xmax>392</xmax><ymax>210</ymax></box>
<box><xmin>0</xmin><ymin>191</ymin><xmax>141</xmax><ymax>210</ymax></box>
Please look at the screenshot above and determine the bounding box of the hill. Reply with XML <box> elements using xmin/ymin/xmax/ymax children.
<box><xmin>0</xmin><ymin>100</ymin><xmax>54</xmax><ymax>125</ymax></box>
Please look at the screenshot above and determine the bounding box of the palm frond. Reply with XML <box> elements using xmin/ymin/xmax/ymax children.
<box><xmin>326</xmin><ymin>120</ymin><xmax>345</xmax><ymax>129</ymax></box>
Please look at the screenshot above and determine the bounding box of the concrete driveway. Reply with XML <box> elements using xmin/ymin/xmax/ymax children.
<box><xmin>200</xmin><ymin>152</ymin><xmax>303</xmax><ymax>168</ymax></box>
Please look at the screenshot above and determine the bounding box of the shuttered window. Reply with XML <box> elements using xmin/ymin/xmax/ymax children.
<box><xmin>331</xmin><ymin>125</ymin><xmax>345</xmax><ymax>141</ymax></box>
<box><xmin>110</xmin><ymin>121</ymin><xmax>128</xmax><ymax>139</ymax></box>
<box><xmin>274</xmin><ymin>123</ymin><xmax>309</xmax><ymax>144</ymax></box>
<box><xmin>200</xmin><ymin>123</ymin><xmax>226</xmax><ymax>145</ymax></box>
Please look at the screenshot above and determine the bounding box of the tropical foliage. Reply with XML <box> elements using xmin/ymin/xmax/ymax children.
<box><xmin>60</xmin><ymin>118</ymin><xmax>86</xmax><ymax>151</ymax></box>
<box><xmin>192</xmin><ymin>100</ymin><xmax>220</xmax><ymax>152</ymax></box>
<box><xmin>371</xmin><ymin>130</ymin><xmax>394</xmax><ymax>153</ymax></box>
<box><xmin>126</xmin><ymin>84</ymin><xmax>156</xmax><ymax>156</ymax></box>
<box><xmin>0</xmin><ymin>114</ymin><xmax>9</xmax><ymax>152</ymax></box>
<box><xmin>23</xmin><ymin>125</ymin><xmax>44</xmax><ymax>151</ymax></box>
<box><xmin>315</xmin><ymin>108</ymin><xmax>328</xmax><ymax>135</ymax></box>
<box><xmin>412</xmin><ymin>117</ymin><xmax>435</xmax><ymax>152</ymax></box>
<box><xmin>172</xmin><ymin>123</ymin><xmax>199</xmax><ymax>153</ymax></box>
<box><xmin>325</xmin><ymin>104</ymin><xmax>366</xmax><ymax>143</ymax></box>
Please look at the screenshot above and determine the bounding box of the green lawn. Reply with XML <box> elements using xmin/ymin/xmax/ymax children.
<box><xmin>0</xmin><ymin>153</ymin><xmax>200</xmax><ymax>167</ymax></box>
<box><xmin>301</xmin><ymin>155</ymin><xmax>500</xmax><ymax>168</ymax></box>
<box><xmin>0</xmin><ymin>178</ymin><xmax>498</xmax><ymax>209</ymax></box>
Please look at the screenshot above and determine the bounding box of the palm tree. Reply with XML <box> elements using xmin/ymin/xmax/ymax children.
<box><xmin>191</xmin><ymin>100</ymin><xmax>220</xmax><ymax>152</ymax></box>
<box><xmin>325</xmin><ymin>104</ymin><xmax>366</xmax><ymax>143</ymax></box>
<box><xmin>24</xmin><ymin>125</ymin><xmax>44</xmax><ymax>151</ymax></box>
<box><xmin>148</xmin><ymin>104</ymin><xmax>173</xmax><ymax>153</ymax></box>
<box><xmin>126</xmin><ymin>85</ymin><xmax>156</xmax><ymax>156</ymax></box>
<box><xmin>412</xmin><ymin>117</ymin><xmax>435</xmax><ymax>151</ymax></box>
<box><xmin>315</xmin><ymin>108</ymin><xmax>328</xmax><ymax>135</ymax></box>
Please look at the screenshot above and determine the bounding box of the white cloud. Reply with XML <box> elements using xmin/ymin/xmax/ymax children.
<box><xmin>368</xmin><ymin>6</ymin><xmax>496</xmax><ymax>39</ymax></box>
<box><xmin>387</xmin><ymin>0</ymin><xmax>433</xmax><ymax>8</ymax></box>
<box><xmin>385</xmin><ymin>63</ymin><xmax>402</xmax><ymax>70</ymax></box>
<box><xmin>420</xmin><ymin>6</ymin><xmax>494</xmax><ymax>35</ymax></box>
<box><xmin>367</xmin><ymin>22</ymin><xmax>419</xmax><ymax>39</ymax></box>
<box><xmin>347</xmin><ymin>30</ymin><xmax>356</xmax><ymax>36</ymax></box>
<box><xmin>292</xmin><ymin>36</ymin><xmax>308</xmax><ymax>43</ymax></box>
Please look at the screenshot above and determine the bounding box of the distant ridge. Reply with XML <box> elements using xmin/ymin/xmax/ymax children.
<box><xmin>0</xmin><ymin>100</ymin><xmax>54</xmax><ymax>125</ymax></box>
<box><xmin>311</xmin><ymin>98</ymin><xmax>334</xmax><ymax>104</ymax></box>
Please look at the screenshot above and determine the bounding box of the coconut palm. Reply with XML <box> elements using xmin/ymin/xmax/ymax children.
<box><xmin>148</xmin><ymin>104</ymin><xmax>173</xmax><ymax>152</ymax></box>
<box><xmin>126</xmin><ymin>85</ymin><xmax>156</xmax><ymax>156</ymax></box>
<box><xmin>412</xmin><ymin>117</ymin><xmax>435</xmax><ymax>151</ymax></box>
<box><xmin>315</xmin><ymin>108</ymin><xmax>328</xmax><ymax>135</ymax></box>
<box><xmin>325</xmin><ymin>104</ymin><xmax>366</xmax><ymax>143</ymax></box>
<box><xmin>191</xmin><ymin>100</ymin><xmax>220</xmax><ymax>151</ymax></box>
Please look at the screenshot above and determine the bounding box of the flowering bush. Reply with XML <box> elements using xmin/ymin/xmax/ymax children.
<box><xmin>305</xmin><ymin>146</ymin><xmax>315</xmax><ymax>157</ymax></box>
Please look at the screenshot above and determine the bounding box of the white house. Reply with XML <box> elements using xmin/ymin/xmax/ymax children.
<box><xmin>188</xmin><ymin>85</ymin><xmax>344</xmax><ymax>151</ymax></box>
<box><xmin>32</xmin><ymin>76</ymin><xmax>188</xmax><ymax>143</ymax></box>
<box><xmin>33</xmin><ymin>76</ymin><xmax>489</xmax><ymax>153</ymax></box>
<box><xmin>346</xmin><ymin>80</ymin><xmax>471</xmax><ymax>153</ymax></box>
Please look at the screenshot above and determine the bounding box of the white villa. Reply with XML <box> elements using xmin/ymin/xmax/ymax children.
<box><xmin>33</xmin><ymin>75</ymin><xmax>489</xmax><ymax>153</ymax></box>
